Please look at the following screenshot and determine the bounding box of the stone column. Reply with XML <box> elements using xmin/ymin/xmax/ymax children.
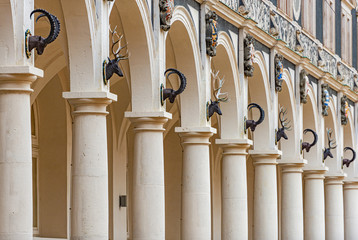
<box><xmin>280</xmin><ymin>161</ymin><xmax>306</xmax><ymax>240</ymax></box>
<box><xmin>125</xmin><ymin>112</ymin><xmax>171</xmax><ymax>240</ymax></box>
<box><xmin>343</xmin><ymin>181</ymin><xmax>358</xmax><ymax>240</ymax></box>
<box><xmin>325</xmin><ymin>175</ymin><xmax>345</xmax><ymax>240</ymax></box>
<box><xmin>216</xmin><ymin>139</ymin><xmax>252</xmax><ymax>240</ymax></box>
<box><xmin>63</xmin><ymin>92</ymin><xmax>116</xmax><ymax>240</ymax></box>
<box><xmin>0</xmin><ymin>67</ymin><xmax>42</xmax><ymax>240</ymax></box>
<box><xmin>249</xmin><ymin>150</ymin><xmax>281</xmax><ymax>240</ymax></box>
<box><xmin>176</xmin><ymin>127</ymin><xmax>216</xmax><ymax>240</ymax></box>
<box><xmin>303</xmin><ymin>169</ymin><xmax>327</xmax><ymax>240</ymax></box>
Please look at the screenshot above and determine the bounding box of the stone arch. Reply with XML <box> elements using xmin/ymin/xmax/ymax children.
<box><xmin>343</xmin><ymin>111</ymin><xmax>356</xmax><ymax>177</ymax></box>
<box><xmin>302</xmin><ymin>84</ymin><xmax>321</xmax><ymax>165</ymax></box>
<box><xmin>324</xmin><ymin>99</ymin><xmax>340</xmax><ymax>173</ymax></box>
<box><xmin>166</xmin><ymin>6</ymin><xmax>202</xmax><ymax>127</ymax></box>
<box><xmin>212</xmin><ymin>31</ymin><xmax>242</xmax><ymax>139</ymax></box>
<box><xmin>248</xmin><ymin>51</ymin><xmax>274</xmax><ymax>150</ymax></box>
<box><xmin>277</xmin><ymin>69</ymin><xmax>299</xmax><ymax>158</ymax></box>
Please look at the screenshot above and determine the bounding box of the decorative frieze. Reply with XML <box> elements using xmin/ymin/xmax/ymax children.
<box><xmin>270</xmin><ymin>11</ymin><xmax>296</xmax><ymax>50</ymax></box>
<box><xmin>337</xmin><ymin>62</ymin><xmax>355</xmax><ymax>90</ymax></box>
<box><xmin>218</xmin><ymin>0</ymin><xmax>358</xmax><ymax>93</ymax></box>
<box><xmin>296</xmin><ymin>31</ymin><xmax>318</xmax><ymax>66</ymax></box>
<box><xmin>318</xmin><ymin>48</ymin><xmax>337</xmax><ymax>78</ymax></box>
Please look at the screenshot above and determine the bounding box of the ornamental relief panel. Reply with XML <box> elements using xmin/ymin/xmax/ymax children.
<box><xmin>318</xmin><ymin>48</ymin><xmax>337</xmax><ymax>78</ymax></box>
<box><xmin>270</xmin><ymin>12</ymin><xmax>296</xmax><ymax>50</ymax></box>
<box><xmin>242</xmin><ymin>0</ymin><xmax>270</xmax><ymax>32</ymax></box>
<box><xmin>337</xmin><ymin>62</ymin><xmax>354</xmax><ymax>89</ymax></box>
<box><xmin>296</xmin><ymin>31</ymin><xmax>318</xmax><ymax>66</ymax></box>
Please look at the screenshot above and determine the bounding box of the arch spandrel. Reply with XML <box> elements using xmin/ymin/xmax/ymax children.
<box><xmin>61</xmin><ymin>0</ymin><xmax>110</xmax><ymax>92</ymax></box>
<box><xmin>277</xmin><ymin>70</ymin><xmax>299</xmax><ymax>159</ymax></box>
<box><xmin>114</xmin><ymin>0</ymin><xmax>157</xmax><ymax>112</ymax></box>
<box><xmin>167</xmin><ymin>6</ymin><xmax>202</xmax><ymax>127</ymax></box>
<box><xmin>0</xmin><ymin>0</ymin><xmax>34</xmax><ymax>66</ymax></box>
<box><xmin>212</xmin><ymin>31</ymin><xmax>242</xmax><ymax>139</ymax></box>
<box><xmin>248</xmin><ymin>51</ymin><xmax>275</xmax><ymax>150</ymax></box>
<box><xmin>324</xmin><ymin>100</ymin><xmax>342</xmax><ymax>174</ymax></box>
<box><xmin>343</xmin><ymin>112</ymin><xmax>357</xmax><ymax>179</ymax></box>
<box><xmin>302</xmin><ymin>87</ymin><xmax>321</xmax><ymax>166</ymax></box>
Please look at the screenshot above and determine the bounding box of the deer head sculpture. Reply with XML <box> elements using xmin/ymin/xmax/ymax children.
<box><xmin>301</xmin><ymin>129</ymin><xmax>318</xmax><ymax>153</ymax></box>
<box><xmin>246</xmin><ymin>103</ymin><xmax>265</xmax><ymax>132</ymax></box>
<box><xmin>276</xmin><ymin>106</ymin><xmax>292</xmax><ymax>142</ymax></box>
<box><xmin>207</xmin><ymin>71</ymin><xmax>228</xmax><ymax>120</ymax></box>
<box><xmin>28</xmin><ymin>9</ymin><xmax>61</xmax><ymax>55</ymax></box>
<box><xmin>161</xmin><ymin>68</ymin><xmax>187</xmax><ymax>104</ymax></box>
<box><xmin>342</xmin><ymin>147</ymin><xmax>356</xmax><ymax>168</ymax></box>
<box><xmin>323</xmin><ymin>128</ymin><xmax>337</xmax><ymax>160</ymax></box>
<box><xmin>105</xmin><ymin>26</ymin><xmax>128</xmax><ymax>83</ymax></box>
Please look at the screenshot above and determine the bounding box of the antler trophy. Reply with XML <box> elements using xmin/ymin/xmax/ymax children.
<box><xmin>26</xmin><ymin>9</ymin><xmax>61</xmax><ymax>57</ymax></box>
<box><xmin>301</xmin><ymin>129</ymin><xmax>318</xmax><ymax>153</ymax></box>
<box><xmin>276</xmin><ymin>106</ymin><xmax>292</xmax><ymax>143</ymax></box>
<box><xmin>342</xmin><ymin>147</ymin><xmax>356</xmax><ymax>168</ymax></box>
<box><xmin>207</xmin><ymin>71</ymin><xmax>229</xmax><ymax>120</ymax></box>
<box><xmin>246</xmin><ymin>103</ymin><xmax>265</xmax><ymax>132</ymax></box>
<box><xmin>103</xmin><ymin>26</ymin><xmax>128</xmax><ymax>84</ymax></box>
<box><xmin>161</xmin><ymin>68</ymin><xmax>187</xmax><ymax>105</ymax></box>
<box><xmin>323</xmin><ymin>128</ymin><xmax>337</xmax><ymax>161</ymax></box>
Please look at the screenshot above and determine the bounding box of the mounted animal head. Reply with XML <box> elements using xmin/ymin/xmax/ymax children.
<box><xmin>28</xmin><ymin>9</ymin><xmax>61</xmax><ymax>55</ymax></box>
<box><xmin>276</xmin><ymin>106</ymin><xmax>292</xmax><ymax>142</ymax></box>
<box><xmin>105</xmin><ymin>26</ymin><xmax>128</xmax><ymax>82</ymax></box>
<box><xmin>162</xmin><ymin>68</ymin><xmax>187</xmax><ymax>103</ymax></box>
<box><xmin>301</xmin><ymin>129</ymin><xmax>318</xmax><ymax>153</ymax></box>
<box><xmin>208</xmin><ymin>71</ymin><xmax>228</xmax><ymax>119</ymax></box>
<box><xmin>246</xmin><ymin>103</ymin><xmax>265</xmax><ymax>132</ymax></box>
<box><xmin>323</xmin><ymin>128</ymin><xmax>337</xmax><ymax>160</ymax></box>
<box><xmin>343</xmin><ymin>147</ymin><xmax>356</xmax><ymax>168</ymax></box>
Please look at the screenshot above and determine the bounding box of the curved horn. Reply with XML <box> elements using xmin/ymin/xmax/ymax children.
<box><xmin>303</xmin><ymin>128</ymin><xmax>318</xmax><ymax>148</ymax></box>
<box><xmin>344</xmin><ymin>147</ymin><xmax>356</xmax><ymax>162</ymax></box>
<box><xmin>248</xmin><ymin>103</ymin><xmax>265</xmax><ymax>125</ymax></box>
<box><xmin>164</xmin><ymin>68</ymin><xmax>187</xmax><ymax>95</ymax></box>
<box><xmin>30</xmin><ymin>9</ymin><xmax>60</xmax><ymax>44</ymax></box>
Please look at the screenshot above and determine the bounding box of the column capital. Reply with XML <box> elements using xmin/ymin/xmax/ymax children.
<box><xmin>325</xmin><ymin>174</ymin><xmax>346</xmax><ymax>185</ymax></box>
<box><xmin>303</xmin><ymin>166</ymin><xmax>328</xmax><ymax>180</ymax></box>
<box><xmin>175</xmin><ymin>127</ymin><xmax>216</xmax><ymax>146</ymax></box>
<box><xmin>125</xmin><ymin>111</ymin><xmax>172</xmax><ymax>132</ymax></box>
<box><xmin>249</xmin><ymin>149</ymin><xmax>282</xmax><ymax>166</ymax></box>
<box><xmin>0</xmin><ymin>66</ymin><xmax>43</xmax><ymax>94</ymax></box>
<box><xmin>279</xmin><ymin>158</ymin><xmax>307</xmax><ymax>173</ymax></box>
<box><xmin>215</xmin><ymin>138</ymin><xmax>253</xmax><ymax>156</ymax></box>
<box><xmin>63</xmin><ymin>91</ymin><xmax>117</xmax><ymax>116</ymax></box>
<box><xmin>343</xmin><ymin>181</ymin><xmax>358</xmax><ymax>190</ymax></box>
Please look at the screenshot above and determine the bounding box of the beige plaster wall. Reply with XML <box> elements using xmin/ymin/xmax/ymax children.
<box><xmin>37</xmin><ymin>76</ymin><xmax>67</xmax><ymax>238</ymax></box>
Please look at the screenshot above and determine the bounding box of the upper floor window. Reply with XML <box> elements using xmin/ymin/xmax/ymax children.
<box><xmin>302</xmin><ymin>0</ymin><xmax>316</xmax><ymax>36</ymax></box>
<box><xmin>341</xmin><ymin>2</ymin><xmax>353</xmax><ymax>65</ymax></box>
<box><xmin>278</xmin><ymin>0</ymin><xmax>293</xmax><ymax>18</ymax></box>
<box><xmin>323</xmin><ymin>0</ymin><xmax>335</xmax><ymax>52</ymax></box>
